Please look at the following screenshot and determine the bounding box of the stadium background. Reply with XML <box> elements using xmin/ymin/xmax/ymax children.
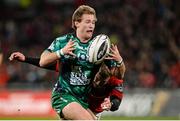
<box><xmin>0</xmin><ymin>0</ymin><xmax>179</xmax><ymax>120</ymax></box>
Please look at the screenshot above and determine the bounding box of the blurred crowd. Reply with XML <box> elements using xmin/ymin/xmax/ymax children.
<box><xmin>0</xmin><ymin>0</ymin><xmax>179</xmax><ymax>89</ymax></box>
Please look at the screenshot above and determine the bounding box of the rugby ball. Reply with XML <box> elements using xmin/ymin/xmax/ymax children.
<box><xmin>88</xmin><ymin>34</ymin><xmax>110</xmax><ymax>64</ymax></box>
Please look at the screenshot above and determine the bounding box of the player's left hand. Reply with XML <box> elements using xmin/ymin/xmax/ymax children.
<box><xmin>101</xmin><ymin>97</ymin><xmax>112</xmax><ymax>111</ymax></box>
<box><xmin>105</xmin><ymin>44</ymin><xmax>122</xmax><ymax>62</ymax></box>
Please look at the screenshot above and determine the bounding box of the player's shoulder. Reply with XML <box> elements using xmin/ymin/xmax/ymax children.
<box><xmin>55</xmin><ymin>33</ymin><xmax>75</xmax><ymax>43</ymax></box>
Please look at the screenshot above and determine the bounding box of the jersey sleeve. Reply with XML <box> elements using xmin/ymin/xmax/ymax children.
<box><xmin>46</xmin><ymin>34</ymin><xmax>71</xmax><ymax>53</ymax></box>
<box><xmin>108</xmin><ymin>76</ymin><xmax>124</xmax><ymax>100</ymax></box>
<box><xmin>46</xmin><ymin>38</ymin><xmax>62</xmax><ymax>52</ymax></box>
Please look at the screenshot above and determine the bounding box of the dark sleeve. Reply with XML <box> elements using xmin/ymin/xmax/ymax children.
<box><xmin>110</xmin><ymin>96</ymin><xmax>121</xmax><ymax>111</ymax></box>
<box><xmin>23</xmin><ymin>57</ymin><xmax>57</xmax><ymax>71</ymax></box>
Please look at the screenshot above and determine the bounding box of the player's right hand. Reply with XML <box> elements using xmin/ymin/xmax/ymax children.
<box><xmin>9</xmin><ymin>52</ymin><xmax>25</xmax><ymax>62</ymax></box>
<box><xmin>61</xmin><ymin>39</ymin><xmax>76</xmax><ymax>57</ymax></box>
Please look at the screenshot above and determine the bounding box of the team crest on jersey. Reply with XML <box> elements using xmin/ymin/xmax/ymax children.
<box><xmin>78</xmin><ymin>53</ymin><xmax>88</xmax><ymax>61</ymax></box>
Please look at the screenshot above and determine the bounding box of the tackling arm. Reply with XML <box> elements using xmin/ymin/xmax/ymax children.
<box><xmin>9</xmin><ymin>52</ymin><xmax>58</xmax><ymax>71</ymax></box>
<box><xmin>24</xmin><ymin>57</ymin><xmax>58</xmax><ymax>71</ymax></box>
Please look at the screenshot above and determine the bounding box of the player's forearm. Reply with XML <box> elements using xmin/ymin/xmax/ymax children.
<box><xmin>22</xmin><ymin>57</ymin><xmax>56</xmax><ymax>71</ymax></box>
<box><xmin>24</xmin><ymin>57</ymin><xmax>40</xmax><ymax>66</ymax></box>
<box><xmin>39</xmin><ymin>51</ymin><xmax>59</xmax><ymax>67</ymax></box>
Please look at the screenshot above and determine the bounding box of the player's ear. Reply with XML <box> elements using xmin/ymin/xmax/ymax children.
<box><xmin>75</xmin><ymin>21</ymin><xmax>80</xmax><ymax>28</ymax></box>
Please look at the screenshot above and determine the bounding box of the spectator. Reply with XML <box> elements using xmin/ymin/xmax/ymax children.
<box><xmin>1</xmin><ymin>0</ymin><xmax>179</xmax><ymax>89</ymax></box>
